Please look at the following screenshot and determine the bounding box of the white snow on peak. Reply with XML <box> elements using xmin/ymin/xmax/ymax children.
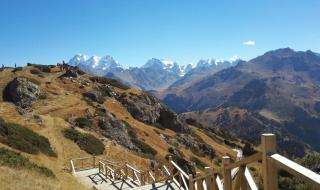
<box><xmin>229</xmin><ymin>55</ymin><xmax>240</xmax><ymax>62</ymax></box>
<box><xmin>68</xmin><ymin>54</ymin><xmax>122</xmax><ymax>70</ymax></box>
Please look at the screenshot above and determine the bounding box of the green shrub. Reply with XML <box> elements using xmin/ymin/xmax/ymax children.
<box><xmin>63</xmin><ymin>128</ymin><xmax>79</xmax><ymax>141</ymax></box>
<box><xmin>0</xmin><ymin>148</ymin><xmax>55</xmax><ymax>177</ymax></box>
<box><xmin>190</xmin><ymin>156</ymin><xmax>206</xmax><ymax>170</ymax></box>
<box><xmin>12</xmin><ymin>67</ymin><xmax>23</xmax><ymax>72</ymax></box>
<box><xmin>77</xmin><ymin>133</ymin><xmax>105</xmax><ymax>155</ymax></box>
<box><xmin>0</xmin><ymin>118</ymin><xmax>56</xmax><ymax>157</ymax></box>
<box><xmin>63</xmin><ymin>128</ymin><xmax>104</xmax><ymax>155</ymax></box>
<box><xmin>74</xmin><ymin>117</ymin><xmax>92</xmax><ymax>128</ymax></box>
<box><xmin>95</xmin><ymin>107</ymin><xmax>106</xmax><ymax>116</ymax></box>
<box><xmin>123</xmin><ymin>121</ymin><xmax>157</xmax><ymax>157</ymax></box>
<box><xmin>132</xmin><ymin>138</ymin><xmax>157</xmax><ymax>156</ymax></box>
<box><xmin>82</xmin><ymin>97</ymin><xmax>95</xmax><ymax>107</ymax></box>
<box><xmin>30</xmin><ymin>68</ymin><xmax>43</xmax><ymax>75</ymax></box>
<box><xmin>39</xmin><ymin>93</ymin><xmax>47</xmax><ymax>99</ymax></box>
<box><xmin>190</xmin><ymin>130</ymin><xmax>205</xmax><ymax>143</ymax></box>
<box><xmin>89</xmin><ymin>76</ymin><xmax>130</xmax><ymax>90</ymax></box>
<box><xmin>190</xmin><ymin>146</ymin><xmax>205</xmax><ymax>157</ymax></box>
<box><xmin>153</xmin><ymin>123</ymin><xmax>166</xmax><ymax>130</ymax></box>
<box><xmin>34</xmin><ymin>65</ymin><xmax>52</xmax><ymax>73</ymax></box>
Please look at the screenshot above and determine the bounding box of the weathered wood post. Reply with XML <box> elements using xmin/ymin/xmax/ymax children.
<box><xmin>205</xmin><ymin>167</ymin><xmax>212</xmax><ymax>190</ymax></box>
<box><xmin>168</xmin><ymin>156</ymin><xmax>174</xmax><ymax>180</ymax></box>
<box><xmin>124</xmin><ymin>162</ymin><xmax>128</xmax><ymax>179</ymax></box>
<box><xmin>240</xmin><ymin>166</ymin><xmax>247</xmax><ymax>190</ymax></box>
<box><xmin>93</xmin><ymin>156</ymin><xmax>96</xmax><ymax>168</ymax></box>
<box><xmin>222</xmin><ymin>156</ymin><xmax>232</xmax><ymax>190</ymax></box>
<box><xmin>189</xmin><ymin>174</ymin><xmax>194</xmax><ymax>190</ymax></box>
<box><xmin>261</xmin><ymin>133</ymin><xmax>278</xmax><ymax>190</ymax></box>
<box><xmin>140</xmin><ymin>172</ymin><xmax>145</xmax><ymax>186</ymax></box>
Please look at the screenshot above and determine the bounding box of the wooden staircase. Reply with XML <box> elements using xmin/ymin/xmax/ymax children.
<box><xmin>70</xmin><ymin>133</ymin><xmax>320</xmax><ymax>190</ymax></box>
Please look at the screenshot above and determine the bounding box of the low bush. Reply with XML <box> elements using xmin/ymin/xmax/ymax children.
<box><xmin>34</xmin><ymin>65</ymin><xmax>54</xmax><ymax>73</ymax></box>
<box><xmin>153</xmin><ymin>123</ymin><xmax>166</xmax><ymax>130</ymax></box>
<box><xmin>63</xmin><ymin>128</ymin><xmax>104</xmax><ymax>155</ymax></box>
<box><xmin>12</xmin><ymin>67</ymin><xmax>23</xmax><ymax>72</ymax></box>
<box><xmin>38</xmin><ymin>93</ymin><xmax>47</xmax><ymax>100</ymax></box>
<box><xmin>89</xmin><ymin>76</ymin><xmax>130</xmax><ymax>90</ymax></box>
<box><xmin>190</xmin><ymin>156</ymin><xmax>206</xmax><ymax>170</ymax></box>
<box><xmin>0</xmin><ymin>118</ymin><xmax>56</xmax><ymax>157</ymax></box>
<box><xmin>30</xmin><ymin>68</ymin><xmax>43</xmax><ymax>75</ymax></box>
<box><xmin>190</xmin><ymin>130</ymin><xmax>205</xmax><ymax>143</ymax></box>
<box><xmin>82</xmin><ymin>92</ymin><xmax>105</xmax><ymax>104</ymax></box>
<box><xmin>0</xmin><ymin>148</ymin><xmax>55</xmax><ymax>177</ymax></box>
<box><xmin>190</xmin><ymin>146</ymin><xmax>205</xmax><ymax>157</ymax></box>
<box><xmin>185</xmin><ymin>118</ymin><xmax>197</xmax><ymax>126</ymax></box>
<box><xmin>95</xmin><ymin>107</ymin><xmax>107</xmax><ymax>116</ymax></box>
<box><xmin>124</xmin><ymin>121</ymin><xmax>157</xmax><ymax>157</ymax></box>
<box><xmin>74</xmin><ymin>117</ymin><xmax>92</xmax><ymax>128</ymax></box>
<box><xmin>132</xmin><ymin>138</ymin><xmax>157</xmax><ymax>156</ymax></box>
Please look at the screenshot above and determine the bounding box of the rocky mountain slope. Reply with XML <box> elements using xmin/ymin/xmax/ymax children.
<box><xmin>163</xmin><ymin>48</ymin><xmax>320</xmax><ymax>153</ymax></box>
<box><xmin>0</xmin><ymin>64</ymin><xmax>243</xmax><ymax>190</ymax></box>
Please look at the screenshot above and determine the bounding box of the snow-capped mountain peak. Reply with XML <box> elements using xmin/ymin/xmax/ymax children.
<box><xmin>69</xmin><ymin>54</ymin><xmax>122</xmax><ymax>72</ymax></box>
<box><xmin>142</xmin><ymin>58</ymin><xmax>184</xmax><ymax>75</ymax></box>
<box><xmin>196</xmin><ymin>56</ymin><xmax>240</xmax><ymax>68</ymax></box>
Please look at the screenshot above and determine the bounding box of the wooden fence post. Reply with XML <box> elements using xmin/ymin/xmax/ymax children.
<box><xmin>168</xmin><ymin>156</ymin><xmax>173</xmax><ymax>178</ymax></box>
<box><xmin>205</xmin><ymin>167</ymin><xmax>214</xmax><ymax>190</ymax></box>
<box><xmin>93</xmin><ymin>156</ymin><xmax>96</xmax><ymax>168</ymax></box>
<box><xmin>124</xmin><ymin>162</ymin><xmax>128</xmax><ymax>179</ymax></box>
<box><xmin>189</xmin><ymin>174</ymin><xmax>194</xmax><ymax>190</ymax></box>
<box><xmin>261</xmin><ymin>134</ymin><xmax>278</xmax><ymax>190</ymax></box>
<box><xmin>140</xmin><ymin>172</ymin><xmax>145</xmax><ymax>186</ymax></box>
<box><xmin>222</xmin><ymin>156</ymin><xmax>232</xmax><ymax>190</ymax></box>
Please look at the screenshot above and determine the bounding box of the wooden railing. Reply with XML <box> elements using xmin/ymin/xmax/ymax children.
<box><xmin>70</xmin><ymin>134</ymin><xmax>320</xmax><ymax>190</ymax></box>
<box><xmin>70</xmin><ymin>156</ymin><xmax>106</xmax><ymax>173</ymax></box>
<box><xmin>185</xmin><ymin>134</ymin><xmax>320</xmax><ymax>190</ymax></box>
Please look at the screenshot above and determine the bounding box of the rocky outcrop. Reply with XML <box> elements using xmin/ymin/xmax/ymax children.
<box><xmin>117</xmin><ymin>92</ymin><xmax>189</xmax><ymax>133</ymax></box>
<box><xmin>82</xmin><ymin>91</ymin><xmax>105</xmax><ymax>103</ymax></box>
<box><xmin>59</xmin><ymin>69</ymin><xmax>78</xmax><ymax>78</ymax></box>
<box><xmin>3</xmin><ymin>77</ymin><xmax>41</xmax><ymax>108</ymax></box>
<box><xmin>98</xmin><ymin>111</ymin><xmax>137</xmax><ymax>150</ymax></box>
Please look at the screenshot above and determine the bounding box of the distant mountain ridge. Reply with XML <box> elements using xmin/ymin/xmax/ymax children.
<box><xmin>68</xmin><ymin>54</ymin><xmax>240</xmax><ymax>90</ymax></box>
<box><xmin>162</xmin><ymin>48</ymin><xmax>320</xmax><ymax>152</ymax></box>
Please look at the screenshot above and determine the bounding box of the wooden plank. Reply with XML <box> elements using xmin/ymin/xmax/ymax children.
<box><xmin>222</xmin><ymin>156</ymin><xmax>232</xmax><ymax>190</ymax></box>
<box><xmin>126</xmin><ymin>164</ymin><xmax>142</xmax><ymax>173</ymax></box>
<box><xmin>205</xmin><ymin>167</ymin><xmax>212</xmax><ymax>190</ymax></box>
<box><xmin>70</xmin><ymin>160</ymin><xmax>76</xmax><ymax>174</ymax></box>
<box><xmin>231</xmin><ymin>167</ymin><xmax>239</xmax><ymax>180</ymax></box>
<box><xmin>233</xmin><ymin>166</ymin><xmax>244</xmax><ymax>190</ymax></box>
<box><xmin>261</xmin><ymin>133</ymin><xmax>278</xmax><ymax>190</ymax></box>
<box><xmin>189</xmin><ymin>174</ymin><xmax>194</xmax><ymax>190</ymax></box>
<box><xmin>181</xmin><ymin>173</ymin><xmax>189</xmax><ymax>190</ymax></box>
<box><xmin>216</xmin><ymin>176</ymin><xmax>223</xmax><ymax>190</ymax></box>
<box><xmin>270</xmin><ymin>153</ymin><xmax>320</xmax><ymax>188</ymax></box>
<box><xmin>244</xmin><ymin>167</ymin><xmax>258</xmax><ymax>190</ymax></box>
<box><xmin>171</xmin><ymin>160</ymin><xmax>189</xmax><ymax>179</ymax></box>
<box><xmin>225</xmin><ymin>152</ymin><xmax>262</xmax><ymax>170</ymax></box>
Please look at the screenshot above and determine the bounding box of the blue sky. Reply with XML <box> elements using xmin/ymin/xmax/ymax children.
<box><xmin>0</xmin><ymin>0</ymin><xmax>319</xmax><ymax>67</ymax></box>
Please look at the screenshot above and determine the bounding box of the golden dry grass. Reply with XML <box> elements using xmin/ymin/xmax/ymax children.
<box><xmin>0</xmin><ymin>66</ymin><xmax>239</xmax><ymax>189</ymax></box>
<box><xmin>0</xmin><ymin>166</ymin><xmax>59</xmax><ymax>190</ymax></box>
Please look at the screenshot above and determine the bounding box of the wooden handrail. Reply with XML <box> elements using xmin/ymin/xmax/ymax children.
<box><xmin>244</xmin><ymin>167</ymin><xmax>258</xmax><ymax>190</ymax></box>
<box><xmin>269</xmin><ymin>153</ymin><xmax>320</xmax><ymax>188</ymax></box>
<box><xmin>225</xmin><ymin>152</ymin><xmax>262</xmax><ymax>170</ymax></box>
<box><xmin>171</xmin><ymin>160</ymin><xmax>189</xmax><ymax>179</ymax></box>
<box><xmin>69</xmin><ymin>134</ymin><xmax>320</xmax><ymax>190</ymax></box>
<box><xmin>126</xmin><ymin>164</ymin><xmax>142</xmax><ymax>173</ymax></box>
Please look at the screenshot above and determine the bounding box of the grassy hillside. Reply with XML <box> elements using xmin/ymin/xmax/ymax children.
<box><xmin>0</xmin><ymin>65</ymin><xmax>241</xmax><ymax>189</ymax></box>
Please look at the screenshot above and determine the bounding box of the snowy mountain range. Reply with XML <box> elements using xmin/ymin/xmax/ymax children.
<box><xmin>68</xmin><ymin>54</ymin><xmax>240</xmax><ymax>90</ymax></box>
